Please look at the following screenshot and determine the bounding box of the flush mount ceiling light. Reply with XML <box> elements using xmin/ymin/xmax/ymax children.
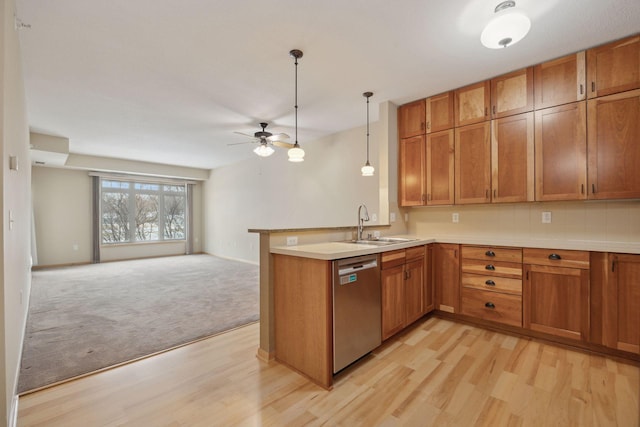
<box><xmin>288</xmin><ymin>49</ymin><xmax>305</xmax><ymax>162</ymax></box>
<box><xmin>361</xmin><ymin>92</ymin><xmax>375</xmax><ymax>177</ymax></box>
<box><xmin>253</xmin><ymin>143</ymin><xmax>275</xmax><ymax>157</ymax></box>
<box><xmin>481</xmin><ymin>0</ymin><xmax>531</xmax><ymax>49</ymax></box>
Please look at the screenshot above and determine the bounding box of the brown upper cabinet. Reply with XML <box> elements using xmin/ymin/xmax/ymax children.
<box><xmin>426</xmin><ymin>91</ymin><xmax>455</xmax><ymax>133</ymax></box>
<box><xmin>491</xmin><ymin>112</ymin><xmax>535</xmax><ymax>203</ymax></box>
<box><xmin>587</xmin><ymin>34</ymin><xmax>640</xmax><ymax>99</ymax></box>
<box><xmin>491</xmin><ymin>67</ymin><xmax>534</xmax><ymax>119</ymax></box>
<box><xmin>534</xmin><ymin>101</ymin><xmax>587</xmax><ymax>201</ymax></box>
<box><xmin>398</xmin><ymin>99</ymin><xmax>426</xmax><ymax>139</ymax></box>
<box><xmin>399</xmin><ymin>135</ymin><xmax>425</xmax><ymax>206</ymax></box>
<box><xmin>454</xmin><ymin>81</ymin><xmax>490</xmax><ymax>127</ymax></box>
<box><xmin>455</xmin><ymin>122</ymin><xmax>491</xmax><ymax>204</ymax></box>
<box><xmin>587</xmin><ymin>89</ymin><xmax>640</xmax><ymax>200</ymax></box>
<box><xmin>426</xmin><ymin>129</ymin><xmax>455</xmax><ymax>205</ymax></box>
<box><xmin>534</xmin><ymin>52</ymin><xmax>586</xmax><ymax>109</ymax></box>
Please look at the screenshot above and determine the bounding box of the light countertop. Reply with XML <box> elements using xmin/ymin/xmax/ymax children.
<box><xmin>270</xmin><ymin>235</ymin><xmax>640</xmax><ymax>260</ymax></box>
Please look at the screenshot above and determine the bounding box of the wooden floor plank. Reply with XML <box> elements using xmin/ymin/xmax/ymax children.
<box><xmin>18</xmin><ymin>318</ymin><xmax>640</xmax><ymax>426</ymax></box>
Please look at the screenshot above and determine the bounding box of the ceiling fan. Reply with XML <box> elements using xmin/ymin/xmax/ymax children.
<box><xmin>230</xmin><ymin>122</ymin><xmax>294</xmax><ymax>157</ymax></box>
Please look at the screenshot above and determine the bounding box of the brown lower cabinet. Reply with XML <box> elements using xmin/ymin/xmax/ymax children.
<box><xmin>591</xmin><ymin>252</ymin><xmax>640</xmax><ymax>354</ymax></box>
<box><xmin>433</xmin><ymin>243</ymin><xmax>460</xmax><ymax>313</ymax></box>
<box><xmin>381</xmin><ymin>246</ymin><xmax>427</xmax><ymax>340</ymax></box>
<box><xmin>523</xmin><ymin>248</ymin><xmax>590</xmax><ymax>341</ymax></box>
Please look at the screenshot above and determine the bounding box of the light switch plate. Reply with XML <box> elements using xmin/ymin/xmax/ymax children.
<box><xmin>371</xmin><ymin>213</ymin><xmax>377</xmax><ymax>222</ymax></box>
<box><xmin>542</xmin><ymin>211</ymin><xmax>552</xmax><ymax>223</ymax></box>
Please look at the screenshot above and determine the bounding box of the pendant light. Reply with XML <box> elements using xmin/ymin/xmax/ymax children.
<box><xmin>288</xmin><ymin>49</ymin><xmax>305</xmax><ymax>162</ymax></box>
<box><xmin>361</xmin><ymin>91</ymin><xmax>375</xmax><ymax>177</ymax></box>
<box><xmin>481</xmin><ymin>1</ymin><xmax>531</xmax><ymax>49</ymax></box>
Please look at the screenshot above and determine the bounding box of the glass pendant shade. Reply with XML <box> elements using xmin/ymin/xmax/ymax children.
<box><xmin>361</xmin><ymin>162</ymin><xmax>374</xmax><ymax>176</ymax></box>
<box><xmin>481</xmin><ymin>10</ymin><xmax>531</xmax><ymax>49</ymax></box>
<box><xmin>253</xmin><ymin>144</ymin><xmax>275</xmax><ymax>157</ymax></box>
<box><xmin>288</xmin><ymin>144</ymin><xmax>305</xmax><ymax>162</ymax></box>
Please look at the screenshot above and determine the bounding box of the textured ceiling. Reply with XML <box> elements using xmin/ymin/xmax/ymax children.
<box><xmin>16</xmin><ymin>0</ymin><xmax>640</xmax><ymax>169</ymax></box>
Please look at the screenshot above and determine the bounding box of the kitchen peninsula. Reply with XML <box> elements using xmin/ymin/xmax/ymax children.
<box><xmin>253</xmin><ymin>227</ymin><xmax>640</xmax><ymax>388</ymax></box>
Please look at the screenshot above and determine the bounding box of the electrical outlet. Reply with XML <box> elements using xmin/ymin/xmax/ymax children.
<box><xmin>286</xmin><ymin>236</ymin><xmax>298</xmax><ymax>246</ymax></box>
<box><xmin>452</xmin><ymin>213</ymin><xmax>459</xmax><ymax>223</ymax></box>
<box><xmin>373</xmin><ymin>230</ymin><xmax>381</xmax><ymax>238</ymax></box>
<box><xmin>72</xmin><ymin>243</ymin><xmax>79</xmax><ymax>251</ymax></box>
<box><xmin>371</xmin><ymin>213</ymin><xmax>377</xmax><ymax>222</ymax></box>
<box><xmin>404</xmin><ymin>213</ymin><xmax>409</xmax><ymax>222</ymax></box>
<box><xmin>542</xmin><ymin>211</ymin><xmax>552</xmax><ymax>224</ymax></box>
<box><xmin>390</xmin><ymin>212</ymin><xmax>396</xmax><ymax>222</ymax></box>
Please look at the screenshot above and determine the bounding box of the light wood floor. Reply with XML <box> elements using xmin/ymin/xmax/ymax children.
<box><xmin>18</xmin><ymin>317</ymin><xmax>639</xmax><ymax>426</ymax></box>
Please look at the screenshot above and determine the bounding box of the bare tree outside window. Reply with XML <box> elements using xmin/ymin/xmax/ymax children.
<box><xmin>101</xmin><ymin>179</ymin><xmax>187</xmax><ymax>244</ymax></box>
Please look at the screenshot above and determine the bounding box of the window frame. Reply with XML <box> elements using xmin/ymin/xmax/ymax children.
<box><xmin>100</xmin><ymin>177</ymin><xmax>187</xmax><ymax>245</ymax></box>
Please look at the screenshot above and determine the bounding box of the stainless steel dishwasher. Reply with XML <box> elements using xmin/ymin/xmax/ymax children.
<box><xmin>332</xmin><ymin>254</ymin><xmax>381</xmax><ymax>373</ymax></box>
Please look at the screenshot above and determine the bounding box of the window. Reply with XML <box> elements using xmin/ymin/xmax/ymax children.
<box><xmin>101</xmin><ymin>179</ymin><xmax>186</xmax><ymax>244</ymax></box>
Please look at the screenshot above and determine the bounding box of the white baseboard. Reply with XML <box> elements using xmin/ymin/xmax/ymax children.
<box><xmin>9</xmin><ymin>395</ymin><xmax>18</xmax><ymax>427</ymax></box>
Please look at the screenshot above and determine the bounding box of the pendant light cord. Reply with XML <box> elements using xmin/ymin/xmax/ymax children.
<box><xmin>294</xmin><ymin>55</ymin><xmax>299</xmax><ymax>146</ymax></box>
<box><xmin>366</xmin><ymin>95</ymin><xmax>370</xmax><ymax>163</ymax></box>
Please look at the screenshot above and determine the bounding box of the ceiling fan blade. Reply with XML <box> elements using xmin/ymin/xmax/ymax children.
<box><xmin>267</xmin><ymin>133</ymin><xmax>290</xmax><ymax>141</ymax></box>
<box><xmin>272</xmin><ymin>141</ymin><xmax>295</xmax><ymax>148</ymax></box>
<box><xmin>227</xmin><ymin>141</ymin><xmax>254</xmax><ymax>146</ymax></box>
<box><xmin>233</xmin><ymin>131</ymin><xmax>257</xmax><ymax>138</ymax></box>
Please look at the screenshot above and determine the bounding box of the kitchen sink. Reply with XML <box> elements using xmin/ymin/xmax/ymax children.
<box><xmin>344</xmin><ymin>237</ymin><xmax>417</xmax><ymax>246</ymax></box>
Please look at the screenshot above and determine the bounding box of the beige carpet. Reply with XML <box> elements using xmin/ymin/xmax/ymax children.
<box><xmin>18</xmin><ymin>254</ymin><xmax>259</xmax><ymax>393</ymax></box>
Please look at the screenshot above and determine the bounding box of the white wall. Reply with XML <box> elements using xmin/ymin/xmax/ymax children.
<box><xmin>204</xmin><ymin>112</ymin><xmax>389</xmax><ymax>263</ymax></box>
<box><xmin>1</xmin><ymin>0</ymin><xmax>32</xmax><ymax>423</ymax></box>
<box><xmin>32</xmin><ymin>166</ymin><xmax>205</xmax><ymax>266</ymax></box>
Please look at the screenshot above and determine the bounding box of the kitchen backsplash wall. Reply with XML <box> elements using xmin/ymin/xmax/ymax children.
<box><xmin>406</xmin><ymin>200</ymin><xmax>640</xmax><ymax>245</ymax></box>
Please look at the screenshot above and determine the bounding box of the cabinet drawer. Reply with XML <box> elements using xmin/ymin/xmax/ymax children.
<box><xmin>462</xmin><ymin>245</ymin><xmax>522</xmax><ymax>263</ymax></box>
<box><xmin>381</xmin><ymin>249</ymin><xmax>406</xmax><ymax>269</ymax></box>
<box><xmin>523</xmin><ymin>248</ymin><xmax>589</xmax><ymax>269</ymax></box>
<box><xmin>461</xmin><ymin>259</ymin><xmax>522</xmax><ymax>279</ymax></box>
<box><xmin>405</xmin><ymin>246</ymin><xmax>425</xmax><ymax>261</ymax></box>
<box><xmin>461</xmin><ymin>273</ymin><xmax>522</xmax><ymax>295</ymax></box>
<box><xmin>461</xmin><ymin>288</ymin><xmax>522</xmax><ymax>327</ymax></box>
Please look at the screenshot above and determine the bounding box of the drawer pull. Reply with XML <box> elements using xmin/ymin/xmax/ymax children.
<box><xmin>548</xmin><ymin>253</ymin><xmax>562</xmax><ymax>260</ymax></box>
<box><xmin>485</xmin><ymin>302</ymin><xmax>495</xmax><ymax>309</ymax></box>
<box><xmin>485</xmin><ymin>250</ymin><xmax>496</xmax><ymax>257</ymax></box>
<box><xmin>485</xmin><ymin>280</ymin><xmax>496</xmax><ymax>286</ymax></box>
<box><xmin>485</xmin><ymin>264</ymin><xmax>496</xmax><ymax>271</ymax></box>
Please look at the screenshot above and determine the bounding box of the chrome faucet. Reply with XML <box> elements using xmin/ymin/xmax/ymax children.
<box><xmin>357</xmin><ymin>204</ymin><xmax>370</xmax><ymax>241</ymax></box>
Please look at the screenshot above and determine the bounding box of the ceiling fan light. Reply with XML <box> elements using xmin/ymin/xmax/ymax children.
<box><xmin>361</xmin><ymin>162</ymin><xmax>375</xmax><ymax>177</ymax></box>
<box><xmin>288</xmin><ymin>145</ymin><xmax>305</xmax><ymax>162</ymax></box>
<box><xmin>481</xmin><ymin>10</ymin><xmax>531</xmax><ymax>49</ymax></box>
<box><xmin>253</xmin><ymin>144</ymin><xmax>275</xmax><ymax>157</ymax></box>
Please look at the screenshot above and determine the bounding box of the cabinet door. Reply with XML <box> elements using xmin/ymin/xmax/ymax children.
<box><xmin>405</xmin><ymin>257</ymin><xmax>424</xmax><ymax>326</ymax></box>
<box><xmin>587</xmin><ymin>89</ymin><xmax>640</xmax><ymax>200</ymax></box>
<box><xmin>492</xmin><ymin>112</ymin><xmax>534</xmax><ymax>203</ymax></box>
<box><xmin>399</xmin><ymin>135</ymin><xmax>425</xmax><ymax>206</ymax></box>
<box><xmin>382</xmin><ymin>265</ymin><xmax>405</xmax><ymax>340</ymax></box>
<box><xmin>491</xmin><ymin>67</ymin><xmax>534</xmax><ymax>119</ymax></box>
<box><xmin>423</xmin><ymin>245</ymin><xmax>434</xmax><ymax>314</ymax></box>
<box><xmin>534</xmin><ymin>102</ymin><xmax>587</xmax><ymax>201</ymax></box>
<box><xmin>523</xmin><ymin>264</ymin><xmax>589</xmax><ymax>341</ymax></box>
<box><xmin>398</xmin><ymin>99</ymin><xmax>426</xmax><ymax>139</ymax></box>
<box><xmin>587</xmin><ymin>35</ymin><xmax>640</xmax><ymax>99</ymax></box>
<box><xmin>426</xmin><ymin>91</ymin><xmax>455</xmax><ymax>133</ymax></box>
<box><xmin>603</xmin><ymin>254</ymin><xmax>640</xmax><ymax>354</ymax></box>
<box><xmin>455</xmin><ymin>122</ymin><xmax>491</xmax><ymax>204</ymax></box>
<box><xmin>426</xmin><ymin>129</ymin><xmax>455</xmax><ymax>205</ymax></box>
<box><xmin>434</xmin><ymin>243</ymin><xmax>460</xmax><ymax>313</ymax></box>
<box><xmin>455</xmin><ymin>81</ymin><xmax>490</xmax><ymax>127</ymax></box>
<box><xmin>534</xmin><ymin>52</ymin><xmax>586</xmax><ymax>109</ymax></box>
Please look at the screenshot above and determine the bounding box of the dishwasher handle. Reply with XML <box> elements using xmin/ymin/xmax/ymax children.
<box><xmin>338</xmin><ymin>258</ymin><xmax>378</xmax><ymax>276</ymax></box>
